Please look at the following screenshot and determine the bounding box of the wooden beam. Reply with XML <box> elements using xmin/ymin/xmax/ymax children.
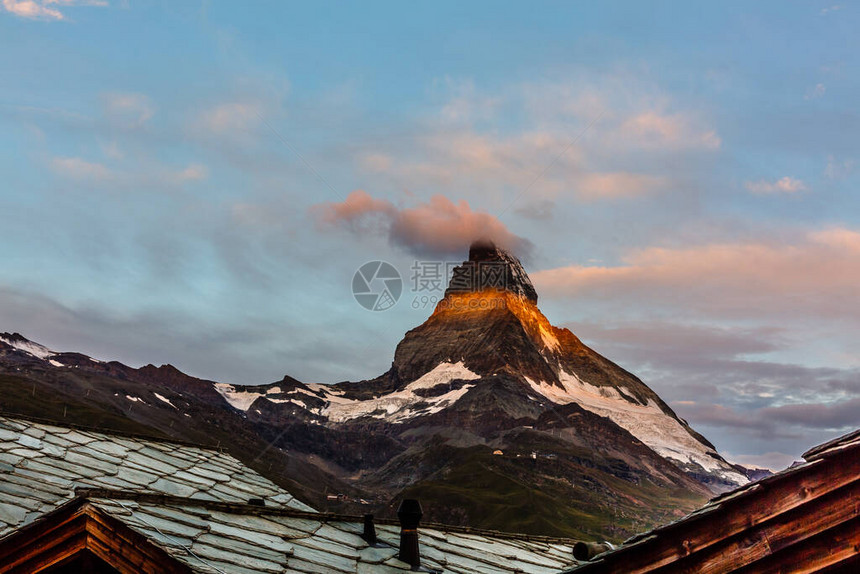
<box><xmin>645</xmin><ymin>476</ymin><xmax>860</xmax><ymax>574</ymax></box>
<box><xmin>733</xmin><ymin>514</ymin><xmax>860</xmax><ymax>574</ymax></box>
<box><xmin>573</xmin><ymin>446</ymin><xmax>860</xmax><ymax>574</ymax></box>
<box><xmin>0</xmin><ymin>502</ymin><xmax>191</xmax><ymax>574</ymax></box>
<box><xmin>84</xmin><ymin>510</ymin><xmax>190</xmax><ymax>574</ymax></box>
<box><xmin>0</xmin><ymin>507</ymin><xmax>90</xmax><ymax>573</ymax></box>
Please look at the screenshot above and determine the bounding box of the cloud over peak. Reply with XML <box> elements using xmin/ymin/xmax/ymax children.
<box><xmin>313</xmin><ymin>191</ymin><xmax>531</xmax><ymax>258</ymax></box>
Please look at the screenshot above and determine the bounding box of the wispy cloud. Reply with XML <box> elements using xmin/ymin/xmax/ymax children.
<box><xmin>434</xmin><ymin>77</ymin><xmax>501</xmax><ymax>125</ymax></box>
<box><xmin>745</xmin><ymin>176</ymin><xmax>807</xmax><ymax>194</ymax></box>
<box><xmin>313</xmin><ymin>190</ymin><xmax>531</xmax><ymax>258</ymax></box>
<box><xmin>358</xmin><ymin>74</ymin><xmax>720</xmax><ymax>204</ymax></box>
<box><xmin>534</xmin><ymin>227</ymin><xmax>860</xmax><ymax>321</ymax></box>
<box><xmin>825</xmin><ymin>155</ymin><xmax>855</xmax><ymax>180</ymax></box>
<box><xmin>194</xmin><ymin>101</ymin><xmax>262</xmax><ymax>134</ymax></box>
<box><xmin>102</xmin><ymin>92</ymin><xmax>154</xmax><ymax>128</ymax></box>
<box><xmin>2</xmin><ymin>0</ymin><xmax>107</xmax><ymax>21</ymax></box>
<box><xmin>514</xmin><ymin>199</ymin><xmax>555</xmax><ymax>221</ymax></box>
<box><xmin>50</xmin><ymin>156</ymin><xmax>208</xmax><ymax>186</ymax></box>
<box><xmin>804</xmin><ymin>83</ymin><xmax>826</xmax><ymax>100</ymax></box>
<box><xmin>171</xmin><ymin>163</ymin><xmax>208</xmax><ymax>183</ymax></box>
<box><xmin>578</xmin><ymin>172</ymin><xmax>667</xmax><ymax>200</ymax></box>
<box><xmin>51</xmin><ymin>156</ymin><xmax>113</xmax><ymax>180</ymax></box>
<box><xmin>619</xmin><ymin>111</ymin><xmax>721</xmax><ymax>150</ymax></box>
<box><xmin>570</xmin><ymin>318</ymin><xmax>860</xmax><ymax>464</ymax></box>
<box><xmin>672</xmin><ymin>399</ymin><xmax>860</xmax><ymax>435</ymax></box>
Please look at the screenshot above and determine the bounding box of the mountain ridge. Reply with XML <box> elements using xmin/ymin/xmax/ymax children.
<box><xmin>0</xmin><ymin>244</ymin><xmax>759</xmax><ymax>540</ymax></box>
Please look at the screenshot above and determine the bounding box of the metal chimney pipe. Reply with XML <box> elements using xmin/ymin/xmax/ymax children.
<box><xmin>362</xmin><ymin>514</ymin><xmax>377</xmax><ymax>545</ymax></box>
<box><xmin>397</xmin><ymin>499</ymin><xmax>423</xmax><ymax>569</ymax></box>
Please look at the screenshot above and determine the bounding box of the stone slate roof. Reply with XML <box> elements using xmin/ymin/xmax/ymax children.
<box><xmin>0</xmin><ymin>415</ymin><xmax>313</xmax><ymax>538</ymax></box>
<box><xmin>1</xmin><ymin>414</ymin><xmax>582</xmax><ymax>573</ymax></box>
<box><xmin>24</xmin><ymin>490</ymin><xmax>580</xmax><ymax>573</ymax></box>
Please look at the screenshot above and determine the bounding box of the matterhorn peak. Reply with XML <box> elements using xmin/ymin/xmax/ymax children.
<box><xmin>443</xmin><ymin>239</ymin><xmax>538</xmax><ymax>303</ymax></box>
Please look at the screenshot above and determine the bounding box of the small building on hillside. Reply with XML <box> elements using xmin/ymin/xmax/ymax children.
<box><xmin>567</xmin><ymin>428</ymin><xmax>860</xmax><ymax>573</ymax></box>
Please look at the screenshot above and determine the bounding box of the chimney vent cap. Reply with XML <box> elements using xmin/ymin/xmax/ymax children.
<box><xmin>397</xmin><ymin>499</ymin><xmax>423</xmax><ymax>529</ymax></box>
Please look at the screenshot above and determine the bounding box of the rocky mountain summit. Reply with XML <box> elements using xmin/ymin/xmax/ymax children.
<box><xmin>0</xmin><ymin>243</ymin><xmax>756</xmax><ymax>541</ymax></box>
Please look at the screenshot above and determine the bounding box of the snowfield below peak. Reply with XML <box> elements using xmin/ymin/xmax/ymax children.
<box><xmin>320</xmin><ymin>361</ymin><xmax>480</xmax><ymax>423</ymax></box>
<box><xmin>213</xmin><ymin>383</ymin><xmax>267</xmax><ymax>411</ymax></box>
<box><xmin>526</xmin><ymin>369</ymin><xmax>749</xmax><ymax>486</ymax></box>
<box><xmin>214</xmin><ymin>362</ymin><xmax>482</xmax><ymax>424</ymax></box>
<box><xmin>0</xmin><ymin>335</ymin><xmax>55</xmax><ymax>360</ymax></box>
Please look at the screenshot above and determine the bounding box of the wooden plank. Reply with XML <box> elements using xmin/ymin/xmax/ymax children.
<box><xmin>0</xmin><ymin>505</ymin><xmax>88</xmax><ymax>564</ymax></box>
<box><xmin>0</xmin><ymin>503</ymin><xmax>190</xmax><ymax>574</ymax></box>
<box><xmin>646</xmin><ymin>475</ymin><xmax>860</xmax><ymax>574</ymax></box>
<box><xmin>87</xmin><ymin>534</ymin><xmax>184</xmax><ymax>574</ymax></box>
<box><xmin>573</xmin><ymin>447</ymin><xmax>860</xmax><ymax>574</ymax></box>
<box><xmin>83</xmin><ymin>507</ymin><xmax>194</xmax><ymax>574</ymax></box>
<box><xmin>1</xmin><ymin>532</ymin><xmax>87</xmax><ymax>574</ymax></box>
<box><xmin>0</xmin><ymin>507</ymin><xmax>89</xmax><ymax>573</ymax></box>
<box><xmin>733</xmin><ymin>514</ymin><xmax>860</xmax><ymax>574</ymax></box>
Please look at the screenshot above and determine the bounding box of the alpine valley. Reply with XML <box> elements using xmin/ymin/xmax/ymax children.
<box><xmin>0</xmin><ymin>242</ymin><xmax>764</xmax><ymax>542</ymax></box>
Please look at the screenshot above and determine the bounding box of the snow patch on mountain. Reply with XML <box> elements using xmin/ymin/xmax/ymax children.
<box><xmin>0</xmin><ymin>335</ymin><xmax>55</xmax><ymax>360</ymax></box>
<box><xmin>526</xmin><ymin>369</ymin><xmax>749</xmax><ymax>485</ymax></box>
<box><xmin>214</xmin><ymin>384</ymin><xmax>265</xmax><ymax>411</ymax></box>
<box><xmin>321</xmin><ymin>361</ymin><xmax>480</xmax><ymax>423</ymax></box>
<box><xmin>154</xmin><ymin>393</ymin><xmax>177</xmax><ymax>409</ymax></box>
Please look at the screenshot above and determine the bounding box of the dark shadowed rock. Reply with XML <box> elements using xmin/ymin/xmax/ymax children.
<box><xmin>444</xmin><ymin>239</ymin><xmax>538</xmax><ymax>303</ymax></box>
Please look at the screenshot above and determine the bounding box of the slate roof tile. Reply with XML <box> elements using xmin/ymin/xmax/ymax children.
<box><xmin>0</xmin><ymin>414</ymin><xmax>314</xmax><ymax>539</ymax></box>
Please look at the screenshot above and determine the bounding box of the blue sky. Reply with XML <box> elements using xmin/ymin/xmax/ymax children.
<box><xmin>1</xmin><ymin>0</ymin><xmax>858</xmax><ymax>469</ymax></box>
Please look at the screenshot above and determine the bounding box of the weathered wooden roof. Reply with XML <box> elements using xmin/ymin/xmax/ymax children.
<box><xmin>1</xmin><ymin>490</ymin><xmax>581</xmax><ymax>573</ymax></box>
<box><xmin>566</xmin><ymin>428</ymin><xmax>860</xmax><ymax>573</ymax></box>
<box><xmin>0</xmin><ymin>414</ymin><xmax>313</xmax><ymax>539</ymax></box>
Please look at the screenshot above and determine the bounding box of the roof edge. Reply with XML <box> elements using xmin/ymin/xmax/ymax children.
<box><xmin>74</xmin><ymin>488</ymin><xmax>583</xmax><ymax>545</ymax></box>
<box><xmin>0</xmin><ymin>411</ymin><xmax>222</xmax><ymax>450</ymax></box>
<box><xmin>802</xmin><ymin>427</ymin><xmax>860</xmax><ymax>461</ymax></box>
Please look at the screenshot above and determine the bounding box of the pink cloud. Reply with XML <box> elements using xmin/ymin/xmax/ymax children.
<box><xmin>2</xmin><ymin>0</ymin><xmax>107</xmax><ymax>20</ymax></box>
<box><xmin>577</xmin><ymin>172</ymin><xmax>667</xmax><ymax>200</ymax></box>
<box><xmin>313</xmin><ymin>191</ymin><xmax>531</xmax><ymax>257</ymax></box>
<box><xmin>2</xmin><ymin>0</ymin><xmax>63</xmax><ymax>20</ymax></box>
<box><xmin>532</xmin><ymin>228</ymin><xmax>860</xmax><ymax>321</ymax></box>
<box><xmin>621</xmin><ymin>111</ymin><xmax>721</xmax><ymax>150</ymax></box>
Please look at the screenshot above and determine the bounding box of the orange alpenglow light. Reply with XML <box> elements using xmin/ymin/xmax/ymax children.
<box><xmin>431</xmin><ymin>289</ymin><xmax>581</xmax><ymax>355</ymax></box>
